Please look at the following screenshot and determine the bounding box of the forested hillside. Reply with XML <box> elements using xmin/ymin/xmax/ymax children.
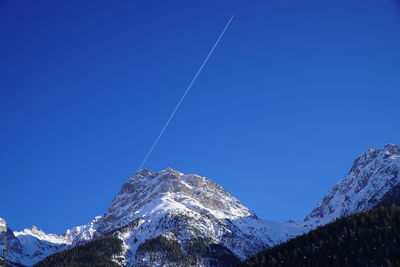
<box><xmin>33</xmin><ymin>236</ymin><xmax>122</xmax><ymax>267</ymax></box>
<box><xmin>238</xmin><ymin>206</ymin><xmax>400</xmax><ymax>267</ymax></box>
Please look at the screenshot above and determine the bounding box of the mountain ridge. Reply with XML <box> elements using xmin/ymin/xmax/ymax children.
<box><xmin>72</xmin><ymin>167</ymin><xmax>304</xmax><ymax>265</ymax></box>
<box><xmin>304</xmin><ymin>143</ymin><xmax>400</xmax><ymax>227</ymax></box>
<box><xmin>1</xmin><ymin>144</ymin><xmax>399</xmax><ymax>266</ymax></box>
<box><xmin>1</xmin><ymin>168</ymin><xmax>305</xmax><ymax>266</ymax></box>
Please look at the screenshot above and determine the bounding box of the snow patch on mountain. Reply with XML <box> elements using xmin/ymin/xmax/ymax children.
<box><xmin>0</xmin><ymin>219</ymin><xmax>69</xmax><ymax>266</ymax></box>
<box><xmin>63</xmin><ymin>216</ymin><xmax>101</xmax><ymax>245</ymax></box>
<box><xmin>14</xmin><ymin>226</ymin><xmax>67</xmax><ymax>245</ymax></box>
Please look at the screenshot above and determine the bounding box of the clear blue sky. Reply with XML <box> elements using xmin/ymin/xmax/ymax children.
<box><xmin>1</xmin><ymin>0</ymin><xmax>400</xmax><ymax>234</ymax></box>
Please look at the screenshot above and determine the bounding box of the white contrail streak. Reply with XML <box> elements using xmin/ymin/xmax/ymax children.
<box><xmin>138</xmin><ymin>15</ymin><xmax>234</xmax><ymax>170</ymax></box>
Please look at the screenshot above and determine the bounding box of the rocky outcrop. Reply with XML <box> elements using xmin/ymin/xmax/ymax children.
<box><xmin>305</xmin><ymin>144</ymin><xmax>400</xmax><ymax>226</ymax></box>
<box><xmin>72</xmin><ymin>168</ymin><xmax>304</xmax><ymax>266</ymax></box>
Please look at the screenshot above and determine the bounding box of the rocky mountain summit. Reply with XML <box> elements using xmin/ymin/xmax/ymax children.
<box><xmin>67</xmin><ymin>168</ymin><xmax>304</xmax><ymax>266</ymax></box>
<box><xmin>0</xmin><ymin>218</ymin><xmax>68</xmax><ymax>266</ymax></box>
<box><xmin>1</xmin><ymin>168</ymin><xmax>304</xmax><ymax>266</ymax></box>
<box><xmin>305</xmin><ymin>144</ymin><xmax>400</xmax><ymax>226</ymax></box>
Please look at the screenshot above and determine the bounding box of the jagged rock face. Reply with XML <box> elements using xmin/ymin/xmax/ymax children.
<box><xmin>305</xmin><ymin>144</ymin><xmax>400</xmax><ymax>226</ymax></box>
<box><xmin>0</xmin><ymin>218</ymin><xmax>23</xmax><ymax>257</ymax></box>
<box><xmin>63</xmin><ymin>216</ymin><xmax>101</xmax><ymax>245</ymax></box>
<box><xmin>97</xmin><ymin>168</ymin><xmax>255</xmax><ymax>234</ymax></box>
<box><xmin>69</xmin><ymin>168</ymin><xmax>304</xmax><ymax>266</ymax></box>
<box><xmin>0</xmin><ymin>168</ymin><xmax>304</xmax><ymax>266</ymax></box>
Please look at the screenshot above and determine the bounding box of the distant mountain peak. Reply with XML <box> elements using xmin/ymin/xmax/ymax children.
<box><xmin>31</xmin><ymin>225</ymin><xmax>41</xmax><ymax>232</ymax></box>
<box><xmin>305</xmin><ymin>144</ymin><xmax>400</xmax><ymax>226</ymax></box>
<box><xmin>132</xmin><ymin>167</ymin><xmax>182</xmax><ymax>179</ymax></box>
<box><xmin>102</xmin><ymin>168</ymin><xmax>257</xmax><ymax>231</ymax></box>
<box><xmin>62</xmin><ymin>168</ymin><xmax>304</xmax><ymax>265</ymax></box>
<box><xmin>361</xmin><ymin>144</ymin><xmax>399</xmax><ymax>158</ymax></box>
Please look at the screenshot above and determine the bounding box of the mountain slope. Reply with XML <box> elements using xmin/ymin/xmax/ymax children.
<box><xmin>238</xmin><ymin>206</ymin><xmax>400</xmax><ymax>267</ymax></box>
<box><xmin>305</xmin><ymin>144</ymin><xmax>400</xmax><ymax>227</ymax></box>
<box><xmin>0</xmin><ymin>219</ymin><xmax>68</xmax><ymax>266</ymax></box>
<box><xmin>0</xmin><ymin>218</ymin><xmax>23</xmax><ymax>262</ymax></box>
<box><xmin>66</xmin><ymin>168</ymin><xmax>305</xmax><ymax>266</ymax></box>
<box><xmin>1</xmin><ymin>168</ymin><xmax>305</xmax><ymax>266</ymax></box>
<box><xmin>33</xmin><ymin>236</ymin><xmax>122</xmax><ymax>267</ymax></box>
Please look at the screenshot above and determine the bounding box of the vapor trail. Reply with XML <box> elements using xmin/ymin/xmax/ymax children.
<box><xmin>138</xmin><ymin>15</ymin><xmax>235</xmax><ymax>170</ymax></box>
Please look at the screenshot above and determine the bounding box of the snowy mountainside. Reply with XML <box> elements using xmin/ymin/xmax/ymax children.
<box><xmin>71</xmin><ymin>168</ymin><xmax>306</xmax><ymax>266</ymax></box>
<box><xmin>0</xmin><ymin>217</ymin><xmax>23</xmax><ymax>261</ymax></box>
<box><xmin>97</xmin><ymin>168</ymin><xmax>262</xmax><ymax>233</ymax></box>
<box><xmin>62</xmin><ymin>215</ymin><xmax>102</xmax><ymax>245</ymax></box>
<box><xmin>1</xmin><ymin>168</ymin><xmax>305</xmax><ymax>266</ymax></box>
<box><xmin>305</xmin><ymin>144</ymin><xmax>400</xmax><ymax>227</ymax></box>
<box><xmin>0</xmin><ymin>219</ymin><xmax>68</xmax><ymax>266</ymax></box>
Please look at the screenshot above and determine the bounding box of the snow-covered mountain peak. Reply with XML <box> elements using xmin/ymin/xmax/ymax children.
<box><xmin>130</xmin><ymin>168</ymin><xmax>156</xmax><ymax>179</ymax></box>
<box><xmin>14</xmin><ymin>226</ymin><xmax>68</xmax><ymax>245</ymax></box>
<box><xmin>305</xmin><ymin>144</ymin><xmax>400</xmax><ymax>226</ymax></box>
<box><xmin>349</xmin><ymin>144</ymin><xmax>399</xmax><ymax>176</ymax></box>
<box><xmin>62</xmin><ymin>215</ymin><xmax>102</xmax><ymax>245</ymax></box>
<box><xmin>1</xmin><ymin>221</ymin><xmax>72</xmax><ymax>266</ymax></box>
<box><xmin>17</xmin><ymin>225</ymin><xmax>44</xmax><ymax>237</ymax></box>
<box><xmin>62</xmin><ymin>168</ymin><xmax>305</xmax><ymax>265</ymax></box>
<box><xmin>129</xmin><ymin>167</ymin><xmax>188</xmax><ymax>184</ymax></box>
<box><xmin>94</xmin><ymin>168</ymin><xmax>256</xmax><ymax>235</ymax></box>
<box><xmin>161</xmin><ymin>167</ymin><xmax>183</xmax><ymax>175</ymax></box>
<box><xmin>29</xmin><ymin>225</ymin><xmax>42</xmax><ymax>234</ymax></box>
<box><xmin>2</xmin><ymin>168</ymin><xmax>308</xmax><ymax>266</ymax></box>
<box><xmin>357</xmin><ymin>143</ymin><xmax>399</xmax><ymax>160</ymax></box>
<box><xmin>364</xmin><ymin>143</ymin><xmax>399</xmax><ymax>157</ymax></box>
